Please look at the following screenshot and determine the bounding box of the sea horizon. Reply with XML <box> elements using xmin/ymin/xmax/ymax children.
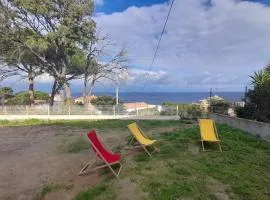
<box><xmin>72</xmin><ymin>91</ymin><xmax>244</xmax><ymax>105</ymax></box>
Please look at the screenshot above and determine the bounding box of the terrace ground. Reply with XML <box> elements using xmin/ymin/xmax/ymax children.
<box><xmin>0</xmin><ymin>119</ymin><xmax>269</xmax><ymax>200</ymax></box>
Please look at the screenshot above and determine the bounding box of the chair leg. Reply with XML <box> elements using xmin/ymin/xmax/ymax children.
<box><xmin>117</xmin><ymin>163</ymin><xmax>123</xmax><ymax>176</ymax></box>
<box><xmin>79</xmin><ymin>159</ymin><xmax>97</xmax><ymax>175</ymax></box>
<box><xmin>142</xmin><ymin>145</ymin><xmax>152</xmax><ymax>156</ymax></box>
<box><xmin>107</xmin><ymin>163</ymin><xmax>122</xmax><ymax>179</ymax></box>
<box><xmin>153</xmin><ymin>145</ymin><xmax>159</xmax><ymax>153</ymax></box>
<box><xmin>201</xmin><ymin>141</ymin><xmax>205</xmax><ymax>152</ymax></box>
<box><xmin>128</xmin><ymin>136</ymin><xmax>135</xmax><ymax>145</ymax></box>
<box><xmin>91</xmin><ymin>164</ymin><xmax>108</xmax><ymax>171</ymax></box>
<box><xmin>218</xmin><ymin>142</ymin><xmax>222</xmax><ymax>152</ymax></box>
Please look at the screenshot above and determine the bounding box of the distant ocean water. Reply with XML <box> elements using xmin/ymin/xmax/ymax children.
<box><xmin>73</xmin><ymin>92</ymin><xmax>244</xmax><ymax>105</ymax></box>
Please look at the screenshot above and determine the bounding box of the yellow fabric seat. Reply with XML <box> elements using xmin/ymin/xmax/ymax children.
<box><xmin>199</xmin><ymin>119</ymin><xmax>222</xmax><ymax>152</ymax></box>
<box><xmin>128</xmin><ymin>122</ymin><xmax>156</xmax><ymax>145</ymax></box>
<box><xmin>127</xmin><ymin>122</ymin><xmax>158</xmax><ymax>156</ymax></box>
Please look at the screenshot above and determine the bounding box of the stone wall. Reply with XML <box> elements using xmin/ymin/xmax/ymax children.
<box><xmin>209</xmin><ymin>113</ymin><xmax>270</xmax><ymax>141</ymax></box>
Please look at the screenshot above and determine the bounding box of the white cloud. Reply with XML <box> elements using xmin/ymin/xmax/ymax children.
<box><xmin>94</xmin><ymin>0</ymin><xmax>104</xmax><ymax>6</ymax></box>
<box><xmin>94</xmin><ymin>0</ymin><xmax>270</xmax><ymax>91</ymax></box>
<box><xmin>127</xmin><ymin>69</ymin><xmax>169</xmax><ymax>84</ymax></box>
<box><xmin>35</xmin><ymin>73</ymin><xmax>54</xmax><ymax>83</ymax></box>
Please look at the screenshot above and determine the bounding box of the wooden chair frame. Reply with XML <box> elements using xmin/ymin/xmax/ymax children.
<box><xmin>79</xmin><ymin>136</ymin><xmax>122</xmax><ymax>179</ymax></box>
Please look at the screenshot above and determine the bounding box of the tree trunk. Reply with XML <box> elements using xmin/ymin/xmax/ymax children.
<box><xmin>64</xmin><ymin>83</ymin><xmax>72</xmax><ymax>105</ymax></box>
<box><xmin>28</xmin><ymin>75</ymin><xmax>34</xmax><ymax>106</ymax></box>
<box><xmin>88</xmin><ymin>79</ymin><xmax>95</xmax><ymax>96</ymax></box>
<box><xmin>50</xmin><ymin>80</ymin><xmax>58</xmax><ymax>106</ymax></box>
<box><xmin>83</xmin><ymin>76</ymin><xmax>87</xmax><ymax>104</ymax></box>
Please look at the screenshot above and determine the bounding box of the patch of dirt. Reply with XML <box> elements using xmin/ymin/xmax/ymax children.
<box><xmin>43</xmin><ymin>190</ymin><xmax>70</xmax><ymax>200</ymax></box>
<box><xmin>0</xmin><ymin>125</ymin><xmax>111</xmax><ymax>200</ymax></box>
<box><xmin>116</xmin><ymin>178</ymin><xmax>148</xmax><ymax>200</ymax></box>
<box><xmin>207</xmin><ymin>177</ymin><xmax>234</xmax><ymax>200</ymax></box>
<box><xmin>43</xmin><ymin>174</ymin><xmax>100</xmax><ymax>200</ymax></box>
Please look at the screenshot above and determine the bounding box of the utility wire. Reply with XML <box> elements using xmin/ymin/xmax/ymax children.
<box><xmin>142</xmin><ymin>0</ymin><xmax>175</xmax><ymax>90</ymax></box>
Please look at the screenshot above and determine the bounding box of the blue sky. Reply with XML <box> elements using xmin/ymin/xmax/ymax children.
<box><xmin>244</xmin><ymin>0</ymin><xmax>270</xmax><ymax>5</ymax></box>
<box><xmin>95</xmin><ymin>0</ymin><xmax>270</xmax><ymax>14</ymax></box>
<box><xmin>95</xmin><ymin>0</ymin><xmax>168</xmax><ymax>14</ymax></box>
<box><xmin>3</xmin><ymin>0</ymin><xmax>270</xmax><ymax>93</ymax></box>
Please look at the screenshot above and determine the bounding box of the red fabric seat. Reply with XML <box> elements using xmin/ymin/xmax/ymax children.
<box><xmin>87</xmin><ymin>130</ymin><xmax>121</xmax><ymax>164</ymax></box>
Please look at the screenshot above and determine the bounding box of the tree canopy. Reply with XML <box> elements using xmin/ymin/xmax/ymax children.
<box><xmin>0</xmin><ymin>0</ymin><xmax>96</xmax><ymax>105</ymax></box>
<box><xmin>0</xmin><ymin>0</ymin><xmax>129</xmax><ymax>106</ymax></box>
<box><xmin>90</xmin><ymin>96</ymin><xmax>122</xmax><ymax>106</ymax></box>
<box><xmin>237</xmin><ymin>64</ymin><xmax>270</xmax><ymax>122</ymax></box>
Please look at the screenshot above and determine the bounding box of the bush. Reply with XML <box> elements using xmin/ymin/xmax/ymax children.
<box><xmin>160</xmin><ymin>106</ymin><xmax>177</xmax><ymax>116</ymax></box>
<box><xmin>160</xmin><ymin>103</ymin><xmax>204</xmax><ymax>120</ymax></box>
<box><xmin>179</xmin><ymin>109</ymin><xmax>203</xmax><ymax>120</ymax></box>
<box><xmin>162</xmin><ymin>102</ymin><xmax>176</xmax><ymax>106</ymax></box>
<box><xmin>34</xmin><ymin>91</ymin><xmax>50</xmax><ymax>100</ymax></box>
<box><xmin>90</xmin><ymin>96</ymin><xmax>125</xmax><ymax>114</ymax></box>
<box><xmin>212</xmin><ymin>101</ymin><xmax>230</xmax><ymax>114</ymax></box>
<box><xmin>90</xmin><ymin>96</ymin><xmax>120</xmax><ymax>106</ymax></box>
<box><xmin>0</xmin><ymin>87</ymin><xmax>13</xmax><ymax>97</ymax></box>
<box><xmin>6</xmin><ymin>92</ymin><xmax>31</xmax><ymax>105</ymax></box>
<box><xmin>5</xmin><ymin>91</ymin><xmax>50</xmax><ymax>105</ymax></box>
<box><xmin>235</xmin><ymin>103</ymin><xmax>256</xmax><ymax>120</ymax></box>
<box><xmin>236</xmin><ymin>85</ymin><xmax>270</xmax><ymax>123</ymax></box>
<box><xmin>241</xmin><ymin>65</ymin><xmax>270</xmax><ymax>122</ymax></box>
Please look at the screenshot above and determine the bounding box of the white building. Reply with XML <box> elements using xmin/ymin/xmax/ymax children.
<box><xmin>123</xmin><ymin>102</ymin><xmax>156</xmax><ymax>112</ymax></box>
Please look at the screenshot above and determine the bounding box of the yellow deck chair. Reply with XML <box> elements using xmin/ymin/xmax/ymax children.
<box><xmin>199</xmin><ymin>119</ymin><xmax>222</xmax><ymax>152</ymax></box>
<box><xmin>127</xmin><ymin>122</ymin><xmax>158</xmax><ymax>156</ymax></box>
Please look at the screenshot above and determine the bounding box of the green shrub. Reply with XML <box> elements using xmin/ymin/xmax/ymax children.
<box><xmin>160</xmin><ymin>103</ymin><xmax>204</xmax><ymax>120</ymax></box>
<box><xmin>90</xmin><ymin>95</ymin><xmax>121</xmax><ymax>106</ymax></box>
<box><xmin>90</xmin><ymin>96</ymin><xmax>125</xmax><ymax>114</ymax></box>
<box><xmin>212</xmin><ymin>101</ymin><xmax>230</xmax><ymax>114</ymax></box>
<box><xmin>5</xmin><ymin>91</ymin><xmax>50</xmax><ymax>105</ymax></box>
<box><xmin>0</xmin><ymin>87</ymin><xmax>14</xmax><ymax>101</ymax></box>
<box><xmin>6</xmin><ymin>92</ymin><xmax>30</xmax><ymax>105</ymax></box>
<box><xmin>235</xmin><ymin>103</ymin><xmax>256</xmax><ymax>120</ymax></box>
<box><xmin>35</xmin><ymin>91</ymin><xmax>50</xmax><ymax>100</ymax></box>
<box><xmin>242</xmin><ymin>64</ymin><xmax>270</xmax><ymax>122</ymax></box>
<box><xmin>160</xmin><ymin>106</ymin><xmax>177</xmax><ymax>116</ymax></box>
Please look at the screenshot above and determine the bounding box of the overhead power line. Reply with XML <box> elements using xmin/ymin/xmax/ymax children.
<box><xmin>142</xmin><ymin>0</ymin><xmax>175</xmax><ymax>90</ymax></box>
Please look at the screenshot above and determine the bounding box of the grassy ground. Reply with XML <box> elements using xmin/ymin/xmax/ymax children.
<box><xmin>1</xmin><ymin>119</ymin><xmax>269</xmax><ymax>200</ymax></box>
<box><xmin>125</xmin><ymin>125</ymin><xmax>270</xmax><ymax>200</ymax></box>
<box><xmin>0</xmin><ymin>118</ymin><xmax>189</xmax><ymax>130</ymax></box>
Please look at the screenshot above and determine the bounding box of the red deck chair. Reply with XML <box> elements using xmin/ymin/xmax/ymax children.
<box><xmin>79</xmin><ymin>130</ymin><xmax>122</xmax><ymax>178</ymax></box>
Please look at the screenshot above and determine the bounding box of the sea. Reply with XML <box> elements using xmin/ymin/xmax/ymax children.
<box><xmin>73</xmin><ymin>92</ymin><xmax>244</xmax><ymax>105</ymax></box>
